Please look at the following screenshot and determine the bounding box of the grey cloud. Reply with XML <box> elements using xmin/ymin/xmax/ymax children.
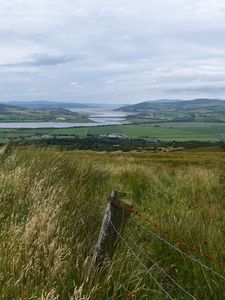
<box><xmin>0</xmin><ymin>54</ymin><xmax>76</xmax><ymax>68</ymax></box>
<box><xmin>0</xmin><ymin>0</ymin><xmax>225</xmax><ymax>103</ymax></box>
<box><xmin>26</xmin><ymin>54</ymin><xmax>75</xmax><ymax>66</ymax></box>
<box><xmin>165</xmin><ymin>85</ymin><xmax>225</xmax><ymax>94</ymax></box>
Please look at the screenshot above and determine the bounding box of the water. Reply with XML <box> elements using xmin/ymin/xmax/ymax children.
<box><xmin>68</xmin><ymin>107</ymin><xmax>130</xmax><ymax>124</ymax></box>
<box><xmin>0</xmin><ymin>108</ymin><xmax>131</xmax><ymax>128</ymax></box>
<box><xmin>0</xmin><ymin>122</ymin><xmax>109</xmax><ymax>129</ymax></box>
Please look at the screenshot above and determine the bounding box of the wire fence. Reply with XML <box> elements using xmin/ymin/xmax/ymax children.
<box><xmin>128</xmin><ymin>221</ymin><xmax>197</xmax><ymax>299</ymax></box>
<box><xmin>91</xmin><ymin>197</ymin><xmax>225</xmax><ymax>299</ymax></box>
<box><xmin>132</xmin><ymin>207</ymin><xmax>225</xmax><ymax>272</ymax></box>
<box><xmin>131</xmin><ymin>216</ymin><xmax>225</xmax><ymax>282</ymax></box>
<box><xmin>109</xmin><ymin>218</ymin><xmax>175</xmax><ymax>300</ymax></box>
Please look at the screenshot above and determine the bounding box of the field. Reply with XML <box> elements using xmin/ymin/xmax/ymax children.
<box><xmin>0</xmin><ymin>144</ymin><xmax>225</xmax><ymax>299</ymax></box>
<box><xmin>87</xmin><ymin>122</ymin><xmax>225</xmax><ymax>141</ymax></box>
<box><xmin>1</xmin><ymin>122</ymin><xmax>225</xmax><ymax>143</ymax></box>
<box><xmin>0</xmin><ymin>127</ymin><xmax>88</xmax><ymax>143</ymax></box>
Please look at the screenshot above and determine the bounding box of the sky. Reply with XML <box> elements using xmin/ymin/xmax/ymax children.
<box><xmin>0</xmin><ymin>0</ymin><xmax>225</xmax><ymax>104</ymax></box>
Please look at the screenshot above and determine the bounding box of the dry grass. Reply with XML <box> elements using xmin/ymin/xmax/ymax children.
<box><xmin>0</xmin><ymin>145</ymin><xmax>225</xmax><ymax>299</ymax></box>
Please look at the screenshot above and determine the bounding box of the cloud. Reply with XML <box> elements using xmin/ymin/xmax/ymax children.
<box><xmin>105</xmin><ymin>79</ymin><xmax>116</xmax><ymax>85</ymax></box>
<box><xmin>69</xmin><ymin>81</ymin><xmax>85</xmax><ymax>88</ymax></box>
<box><xmin>26</xmin><ymin>54</ymin><xmax>75</xmax><ymax>66</ymax></box>
<box><xmin>0</xmin><ymin>0</ymin><xmax>225</xmax><ymax>102</ymax></box>
<box><xmin>165</xmin><ymin>84</ymin><xmax>225</xmax><ymax>95</ymax></box>
<box><xmin>0</xmin><ymin>53</ymin><xmax>76</xmax><ymax>68</ymax></box>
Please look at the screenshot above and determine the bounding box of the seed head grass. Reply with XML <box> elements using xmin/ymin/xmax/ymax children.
<box><xmin>0</xmin><ymin>145</ymin><xmax>224</xmax><ymax>299</ymax></box>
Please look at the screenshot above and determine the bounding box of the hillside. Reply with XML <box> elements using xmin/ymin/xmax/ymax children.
<box><xmin>0</xmin><ymin>103</ymin><xmax>23</xmax><ymax>113</ymax></box>
<box><xmin>118</xmin><ymin>99</ymin><xmax>225</xmax><ymax>123</ymax></box>
<box><xmin>0</xmin><ymin>103</ymin><xmax>90</xmax><ymax>122</ymax></box>
<box><xmin>0</xmin><ymin>144</ymin><xmax>224</xmax><ymax>299</ymax></box>
<box><xmin>119</xmin><ymin>99</ymin><xmax>225</xmax><ymax>111</ymax></box>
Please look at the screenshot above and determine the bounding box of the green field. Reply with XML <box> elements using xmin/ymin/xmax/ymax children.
<box><xmin>1</xmin><ymin>122</ymin><xmax>225</xmax><ymax>143</ymax></box>
<box><xmin>53</xmin><ymin>127</ymin><xmax>89</xmax><ymax>137</ymax></box>
<box><xmin>0</xmin><ymin>144</ymin><xmax>224</xmax><ymax>299</ymax></box>
<box><xmin>87</xmin><ymin>122</ymin><xmax>225</xmax><ymax>141</ymax></box>
<box><xmin>0</xmin><ymin>127</ymin><xmax>88</xmax><ymax>142</ymax></box>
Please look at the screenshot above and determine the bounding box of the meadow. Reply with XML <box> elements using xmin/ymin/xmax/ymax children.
<box><xmin>87</xmin><ymin>122</ymin><xmax>225</xmax><ymax>141</ymax></box>
<box><xmin>1</xmin><ymin>122</ymin><xmax>225</xmax><ymax>143</ymax></box>
<box><xmin>0</xmin><ymin>144</ymin><xmax>224</xmax><ymax>299</ymax></box>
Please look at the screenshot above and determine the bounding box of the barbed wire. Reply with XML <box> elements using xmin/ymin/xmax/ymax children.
<box><xmin>131</xmin><ymin>208</ymin><xmax>225</xmax><ymax>272</ymax></box>
<box><xmin>128</xmin><ymin>222</ymin><xmax>197</xmax><ymax>299</ymax></box>
<box><xmin>91</xmin><ymin>195</ymin><xmax>225</xmax><ymax>300</ymax></box>
<box><xmin>109</xmin><ymin>219</ymin><xmax>174</xmax><ymax>300</ymax></box>
<box><xmin>131</xmin><ymin>217</ymin><xmax>225</xmax><ymax>282</ymax></box>
<box><xmin>95</xmin><ymin>202</ymin><xmax>225</xmax><ymax>273</ymax></box>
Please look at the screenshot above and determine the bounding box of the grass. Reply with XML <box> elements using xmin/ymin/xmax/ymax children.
<box><xmin>0</xmin><ymin>144</ymin><xmax>225</xmax><ymax>299</ymax></box>
<box><xmin>1</xmin><ymin>122</ymin><xmax>225</xmax><ymax>142</ymax></box>
<box><xmin>88</xmin><ymin>123</ymin><xmax>225</xmax><ymax>141</ymax></box>
<box><xmin>52</xmin><ymin>127</ymin><xmax>89</xmax><ymax>137</ymax></box>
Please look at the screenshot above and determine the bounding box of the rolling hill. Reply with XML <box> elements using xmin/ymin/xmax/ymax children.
<box><xmin>0</xmin><ymin>103</ymin><xmax>90</xmax><ymax>122</ymax></box>
<box><xmin>0</xmin><ymin>103</ymin><xmax>24</xmax><ymax>113</ymax></box>
<box><xmin>118</xmin><ymin>98</ymin><xmax>225</xmax><ymax>112</ymax></box>
<box><xmin>118</xmin><ymin>99</ymin><xmax>225</xmax><ymax>122</ymax></box>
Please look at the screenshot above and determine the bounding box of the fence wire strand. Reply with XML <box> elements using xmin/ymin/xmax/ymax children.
<box><xmin>128</xmin><ymin>222</ymin><xmax>197</xmax><ymax>299</ymax></box>
<box><xmin>131</xmin><ymin>217</ymin><xmax>225</xmax><ymax>282</ymax></box>
<box><xmin>109</xmin><ymin>219</ymin><xmax>175</xmax><ymax>300</ymax></box>
<box><xmin>132</xmin><ymin>208</ymin><xmax>225</xmax><ymax>272</ymax></box>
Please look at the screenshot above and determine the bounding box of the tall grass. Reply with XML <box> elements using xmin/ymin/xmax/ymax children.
<box><xmin>0</xmin><ymin>145</ymin><xmax>224</xmax><ymax>299</ymax></box>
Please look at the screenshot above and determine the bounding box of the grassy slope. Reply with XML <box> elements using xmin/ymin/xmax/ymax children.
<box><xmin>0</xmin><ymin>145</ymin><xmax>225</xmax><ymax>299</ymax></box>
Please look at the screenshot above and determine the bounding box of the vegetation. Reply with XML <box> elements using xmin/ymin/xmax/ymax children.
<box><xmin>1</xmin><ymin>122</ymin><xmax>225</xmax><ymax>144</ymax></box>
<box><xmin>87</xmin><ymin>122</ymin><xmax>225</xmax><ymax>141</ymax></box>
<box><xmin>0</xmin><ymin>144</ymin><xmax>225</xmax><ymax>299</ymax></box>
<box><xmin>24</xmin><ymin>136</ymin><xmax>224</xmax><ymax>152</ymax></box>
<box><xmin>118</xmin><ymin>99</ymin><xmax>225</xmax><ymax>123</ymax></box>
<box><xmin>0</xmin><ymin>103</ymin><xmax>90</xmax><ymax>122</ymax></box>
<box><xmin>26</xmin><ymin>136</ymin><xmax>160</xmax><ymax>151</ymax></box>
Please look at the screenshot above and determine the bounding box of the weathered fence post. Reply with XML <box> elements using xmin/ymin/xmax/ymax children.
<box><xmin>88</xmin><ymin>191</ymin><xmax>132</xmax><ymax>279</ymax></box>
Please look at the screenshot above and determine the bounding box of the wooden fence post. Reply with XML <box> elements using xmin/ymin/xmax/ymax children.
<box><xmin>88</xmin><ymin>191</ymin><xmax>132</xmax><ymax>279</ymax></box>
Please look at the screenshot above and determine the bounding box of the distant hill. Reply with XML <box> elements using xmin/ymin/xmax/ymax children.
<box><xmin>118</xmin><ymin>99</ymin><xmax>225</xmax><ymax>112</ymax></box>
<box><xmin>117</xmin><ymin>99</ymin><xmax>225</xmax><ymax>123</ymax></box>
<box><xmin>7</xmin><ymin>101</ymin><xmax>107</xmax><ymax>109</ymax></box>
<box><xmin>0</xmin><ymin>102</ymin><xmax>91</xmax><ymax>122</ymax></box>
<box><xmin>0</xmin><ymin>103</ymin><xmax>25</xmax><ymax>113</ymax></box>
